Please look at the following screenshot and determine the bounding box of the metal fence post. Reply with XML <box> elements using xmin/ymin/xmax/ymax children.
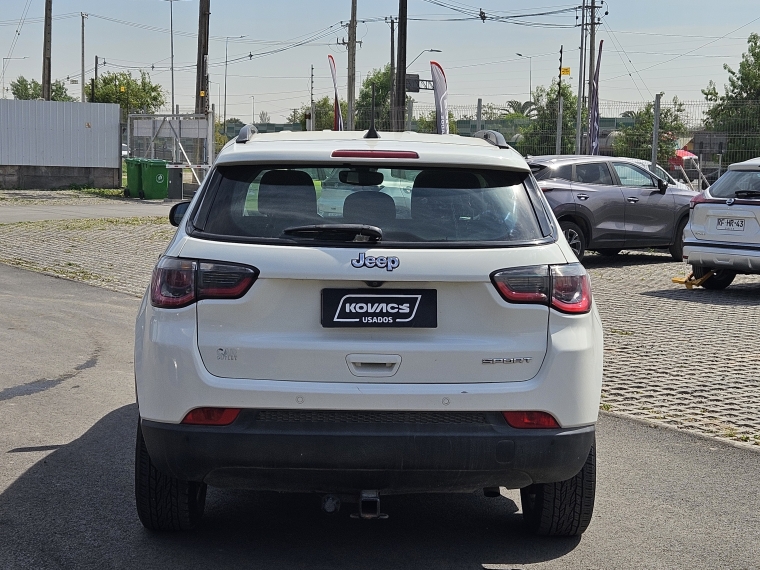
<box><xmin>406</xmin><ymin>99</ymin><xmax>413</xmax><ymax>131</ymax></box>
<box><xmin>476</xmin><ymin>98</ymin><xmax>482</xmax><ymax>131</ymax></box>
<box><xmin>651</xmin><ymin>93</ymin><xmax>662</xmax><ymax>171</ymax></box>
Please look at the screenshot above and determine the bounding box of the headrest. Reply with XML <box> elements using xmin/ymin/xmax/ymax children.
<box><xmin>257</xmin><ymin>170</ymin><xmax>317</xmax><ymax>218</ymax></box>
<box><xmin>343</xmin><ymin>191</ymin><xmax>396</xmax><ymax>224</ymax></box>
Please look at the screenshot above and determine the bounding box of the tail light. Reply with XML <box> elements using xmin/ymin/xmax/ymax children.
<box><xmin>182</xmin><ymin>408</ymin><xmax>240</xmax><ymax>426</ymax></box>
<box><xmin>151</xmin><ymin>257</ymin><xmax>259</xmax><ymax>308</ymax></box>
<box><xmin>690</xmin><ymin>192</ymin><xmax>722</xmax><ymax>209</ymax></box>
<box><xmin>503</xmin><ymin>411</ymin><xmax>560</xmax><ymax>429</ymax></box>
<box><xmin>491</xmin><ymin>263</ymin><xmax>591</xmax><ymax>314</ymax></box>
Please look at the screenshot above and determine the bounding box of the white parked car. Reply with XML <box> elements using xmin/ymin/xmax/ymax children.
<box><xmin>134</xmin><ymin>127</ymin><xmax>603</xmax><ymax>535</ymax></box>
<box><xmin>683</xmin><ymin>157</ymin><xmax>760</xmax><ymax>289</ymax></box>
<box><xmin>629</xmin><ymin>158</ymin><xmax>693</xmax><ymax>191</ymax></box>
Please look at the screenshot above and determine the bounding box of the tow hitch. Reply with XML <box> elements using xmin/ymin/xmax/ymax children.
<box><xmin>350</xmin><ymin>490</ymin><xmax>388</xmax><ymax>520</ymax></box>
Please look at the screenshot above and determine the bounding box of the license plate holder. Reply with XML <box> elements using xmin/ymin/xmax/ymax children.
<box><xmin>321</xmin><ymin>289</ymin><xmax>437</xmax><ymax>328</ymax></box>
<box><xmin>716</xmin><ymin>218</ymin><xmax>745</xmax><ymax>231</ymax></box>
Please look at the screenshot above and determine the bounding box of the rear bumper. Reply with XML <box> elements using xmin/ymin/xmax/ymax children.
<box><xmin>683</xmin><ymin>240</ymin><xmax>760</xmax><ymax>273</ymax></box>
<box><xmin>141</xmin><ymin>411</ymin><xmax>595</xmax><ymax>493</ymax></box>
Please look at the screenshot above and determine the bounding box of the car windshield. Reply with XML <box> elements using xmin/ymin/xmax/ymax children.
<box><xmin>709</xmin><ymin>170</ymin><xmax>760</xmax><ymax>198</ymax></box>
<box><xmin>193</xmin><ymin>165</ymin><xmax>547</xmax><ymax>246</ymax></box>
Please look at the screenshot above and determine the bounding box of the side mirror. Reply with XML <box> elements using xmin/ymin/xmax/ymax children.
<box><xmin>169</xmin><ymin>201</ymin><xmax>191</xmax><ymax>227</ymax></box>
<box><xmin>657</xmin><ymin>178</ymin><xmax>668</xmax><ymax>192</ymax></box>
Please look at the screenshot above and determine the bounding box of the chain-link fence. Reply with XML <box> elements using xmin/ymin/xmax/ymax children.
<box><xmin>305</xmin><ymin>99</ymin><xmax>760</xmax><ymax>185</ymax></box>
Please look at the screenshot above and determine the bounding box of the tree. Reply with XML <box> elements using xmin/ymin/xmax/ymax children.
<box><xmin>258</xmin><ymin>110</ymin><xmax>270</xmax><ymax>124</ymax></box>
<box><xmin>613</xmin><ymin>98</ymin><xmax>687</xmax><ymax>164</ymax></box>
<box><xmin>701</xmin><ymin>33</ymin><xmax>760</xmax><ymax>162</ymax></box>
<box><xmin>415</xmin><ymin>109</ymin><xmax>458</xmax><ymax>134</ymax></box>
<box><xmin>87</xmin><ymin>71</ymin><xmax>165</xmax><ymax>118</ymax></box>
<box><xmin>294</xmin><ymin>96</ymin><xmax>348</xmax><ymax>130</ymax></box>
<box><xmin>355</xmin><ymin>64</ymin><xmax>392</xmax><ymax>130</ymax></box>
<box><xmin>505</xmin><ymin>100</ymin><xmax>537</xmax><ymax>119</ymax></box>
<box><xmin>10</xmin><ymin>76</ymin><xmax>75</xmax><ymax>101</ymax></box>
<box><xmin>518</xmin><ymin>80</ymin><xmax>579</xmax><ymax>156</ymax></box>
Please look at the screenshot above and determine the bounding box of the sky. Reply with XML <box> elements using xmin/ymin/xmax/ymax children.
<box><xmin>1</xmin><ymin>0</ymin><xmax>758</xmax><ymax>122</ymax></box>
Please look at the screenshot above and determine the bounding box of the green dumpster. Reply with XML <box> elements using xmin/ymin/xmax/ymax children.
<box><xmin>124</xmin><ymin>158</ymin><xmax>143</xmax><ymax>198</ymax></box>
<box><xmin>140</xmin><ymin>160</ymin><xmax>169</xmax><ymax>200</ymax></box>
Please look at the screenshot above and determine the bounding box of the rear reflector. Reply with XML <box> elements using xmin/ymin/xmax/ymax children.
<box><xmin>331</xmin><ymin>150</ymin><xmax>419</xmax><ymax>159</ymax></box>
<box><xmin>502</xmin><ymin>411</ymin><xmax>560</xmax><ymax>429</ymax></box>
<box><xmin>182</xmin><ymin>408</ymin><xmax>241</xmax><ymax>426</ymax></box>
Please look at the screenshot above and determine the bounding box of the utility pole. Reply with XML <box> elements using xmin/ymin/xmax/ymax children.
<box><xmin>347</xmin><ymin>0</ymin><xmax>358</xmax><ymax>130</ymax></box>
<box><xmin>387</xmin><ymin>16</ymin><xmax>396</xmax><ymax>128</ymax></box>
<box><xmin>41</xmin><ymin>0</ymin><xmax>53</xmax><ymax>101</ymax></box>
<box><xmin>394</xmin><ymin>0</ymin><xmax>408</xmax><ymax>132</ymax></box>
<box><xmin>195</xmin><ymin>0</ymin><xmax>210</xmax><ymax>114</ymax></box>
<box><xmin>556</xmin><ymin>45</ymin><xmax>563</xmax><ymax>155</ymax></box>
<box><xmin>169</xmin><ymin>0</ymin><xmax>176</xmax><ymax>117</ymax></box>
<box><xmin>81</xmin><ymin>13</ymin><xmax>87</xmax><ymax>102</ymax></box>
<box><xmin>587</xmin><ymin>0</ymin><xmax>597</xmax><ymax>153</ymax></box>
<box><xmin>575</xmin><ymin>0</ymin><xmax>587</xmax><ymax>154</ymax></box>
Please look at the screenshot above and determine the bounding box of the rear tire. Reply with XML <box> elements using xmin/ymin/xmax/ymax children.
<box><xmin>135</xmin><ymin>419</ymin><xmax>207</xmax><ymax>531</ymax></box>
<box><xmin>669</xmin><ymin>217</ymin><xmax>688</xmax><ymax>261</ymax></box>
<box><xmin>560</xmin><ymin>221</ymin><xmax>587</xmax><ymax>261</ymax></box>
<box><xmin>692</xmin><ymin>265</ymin><xmax>737</xmax><ymax>290</ymax></box>
<box><xmin>520</xmin><ymin>441</ymin><xmax>596</xmax><ymax>537</ymax></box>
<box><xmin>596</xmin><ymin>248</ymin><xmax>621</xmax><ymax>256</ymax></box>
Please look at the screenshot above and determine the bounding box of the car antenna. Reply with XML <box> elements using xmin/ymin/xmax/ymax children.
<box><xmin>364</xmin><ymin>83</ymin><xmax>380</xmax><ymax>139</ymax></box>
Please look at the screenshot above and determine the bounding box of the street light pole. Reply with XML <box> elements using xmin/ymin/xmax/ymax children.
<box><xmin>223</xmin><ymin>35</ymin><xmax>245</xmax><ymax>132</ymax></box>
<box><xmin>1</xmin><ymin>56</ymin><xmax>28</xmax><ymax>99</ymax></box>
<box><xmin>406</xmin><ymin>48</ymin><xmax>441</xmax><ymax>69</ymax></box>
<box><xmin>516</xmin><ymin>53</ymin><xmax>532</xmax><ymax>99</ymax></box>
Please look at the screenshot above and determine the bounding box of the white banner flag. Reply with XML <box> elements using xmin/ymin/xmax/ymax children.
<box><xmin>430</xmin><ymin>61</ymin><xmax>449</xmax><ymax>135</ymax></box>
<box><xmin>328</xmin><ymin>55</ymin><xmax>343</xmax><ymax>131</ymax></box>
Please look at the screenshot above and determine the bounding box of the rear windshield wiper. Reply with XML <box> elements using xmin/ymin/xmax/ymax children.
<box><xmin>282</xmin><ymin>224</ymin><xmax>383</xmax><ymax>242</ymax></box>
<box><xmin>734</xmin><ymin>190</ymin><xmax>760</xmax><ymax>198</ymax></box>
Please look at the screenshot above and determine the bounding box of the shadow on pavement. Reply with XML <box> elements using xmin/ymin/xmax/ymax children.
<box><xmin>0</xmin><ymin>405</ymin><xmax>581</xmax><ymax>569</ymax></box>
<box><xmin>582</xmin><ymin>251</ymin><xmax>675</xmax><ymax>269</ymax></box>
<box><xmin>642</xmin><ymin>281</ymin><xmax>760</xmax><ymax>305</ymax></box>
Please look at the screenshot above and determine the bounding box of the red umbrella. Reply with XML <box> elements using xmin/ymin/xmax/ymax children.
<box><xmin>676</xmin><ymin>149</ymin><xmax>697</xmax><ymax>158</ymax></box>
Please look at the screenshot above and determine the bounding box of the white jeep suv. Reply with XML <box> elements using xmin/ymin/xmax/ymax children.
<box><xmin>134</xmin><ymin>128</ymin><xmax>603</xmax><ymax>536</ymax></box>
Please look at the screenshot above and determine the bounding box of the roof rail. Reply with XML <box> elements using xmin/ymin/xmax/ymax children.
<box><xmin>472</xmin><ymin>129</ymin><xmax>510</xmax><ymax>149</ymax></box>
<box><xmin>236</xmin><ymin>124</ymin><xmax>259</xmax><ymax>143</ymax></box>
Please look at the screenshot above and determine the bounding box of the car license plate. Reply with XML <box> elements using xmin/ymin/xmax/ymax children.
<box><xmin>321</xmin><ymin>289</ymin><xmax>437</xmax><ymax>328</ymax></box>
<box><xmin>716</xmin><ymin>218</ymin><xmax>745</xmax><ymax>231</ymax></box>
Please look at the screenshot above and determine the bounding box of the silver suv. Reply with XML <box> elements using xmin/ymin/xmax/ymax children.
<box><xmin>529</xmin><ymin>155</ymin><xmax>697</xmax><ymax>260</ymax></box>
<box><xmin>683</xmin><ymin>157</ymin><xmax>760</xmax><ymax>289</ymax></box>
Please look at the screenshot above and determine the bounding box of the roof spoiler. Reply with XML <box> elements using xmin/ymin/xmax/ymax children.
<box><xmin>236</xmin><ymin>124</ymin><xmax>259</xmax><ymax>144</ymax></box>
<box><xmin>473</xmin><ymin>129</ymin><xmax>511</xmax><ymax>150</ymax></box>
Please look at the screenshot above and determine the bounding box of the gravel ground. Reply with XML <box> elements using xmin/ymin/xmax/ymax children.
<box><xmin>0</xmin><ymin>212</ymin><xmax>757</xmax><ymax>449</ymax></box>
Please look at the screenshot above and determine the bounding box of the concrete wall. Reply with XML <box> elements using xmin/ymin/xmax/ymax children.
<box><xmin>0</xmin><ymin>165</ymin><xmax>121</xmax><ymax>190</ymax></box>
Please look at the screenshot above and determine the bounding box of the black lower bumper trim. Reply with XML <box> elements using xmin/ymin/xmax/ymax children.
<box><xmin>141</xmin><ymin>410</ymin><xmax>595</xmax><ymax>493</ymax></box>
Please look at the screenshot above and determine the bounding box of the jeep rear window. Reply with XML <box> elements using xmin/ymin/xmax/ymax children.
<box><xmin>192</xmin><ymin>165</ymin><xmax>547</xmax><ymax>246</ymax></box>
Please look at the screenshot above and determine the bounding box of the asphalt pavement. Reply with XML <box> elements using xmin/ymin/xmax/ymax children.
<box><xmin>0</xmin><ymin>263</ymin><xmax>758</xmax><ymax>569</ymax></box>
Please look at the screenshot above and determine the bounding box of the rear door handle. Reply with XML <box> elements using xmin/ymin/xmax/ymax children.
<box><xmin>627</xmin><ymin>197</ymin><xmax>640</xmax><ymax>203</ymax></box>
<box><xmin>576</xmin><ymin>193</ymin><xmax>589</xmax><ymax>201</ymax></box>
<box><xmin>346</xmin><ymin>354</ymin><xmax>401</xmax><ymax>377</ymax></box>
